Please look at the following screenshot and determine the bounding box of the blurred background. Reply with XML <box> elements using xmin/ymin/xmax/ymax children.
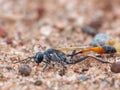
<box><xmin>0</xmin><ymin>0</ymin><xmax>120</xmax><ymax>49</ymax></box>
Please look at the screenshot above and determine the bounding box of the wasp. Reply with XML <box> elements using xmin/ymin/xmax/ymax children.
<box><xmin>16</xmin><ymin>48</ymin><xmax>110</xmax><ymax>71</ymax></box>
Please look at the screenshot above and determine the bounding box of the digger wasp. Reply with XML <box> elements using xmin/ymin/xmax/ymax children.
<box><xmin>16</xmin><ymin>45</ymin><xmax>113</xmax><ymax>71</ymax></box>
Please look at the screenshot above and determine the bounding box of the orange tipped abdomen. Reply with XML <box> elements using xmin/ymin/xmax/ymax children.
<box><xmin>81</xmin><ymin>46</ymin><xmax>106</xmax><ymax>54</ymax></box>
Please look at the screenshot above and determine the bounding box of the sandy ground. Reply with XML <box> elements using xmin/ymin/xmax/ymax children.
<box><xmin>0</xmin><ymin>0</ymin><xmax>120</xmax><ymax>90</ymax></box>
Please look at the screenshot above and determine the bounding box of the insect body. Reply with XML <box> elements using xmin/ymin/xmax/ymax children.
<box><xmin>18</xmin><ymin>48</ymin><xmax>110</xmax><ymax>71</ymax></box>
<box><xmin>18</xmin><ymin>48</ymin><xmax>80</xmax><ymax>70</ymax></box>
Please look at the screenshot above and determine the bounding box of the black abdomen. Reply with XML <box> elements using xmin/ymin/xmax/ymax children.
<box><xmin>102</xmin><ymin>46</ymin><xmax>116</xmax><ymax>54</ymax></box>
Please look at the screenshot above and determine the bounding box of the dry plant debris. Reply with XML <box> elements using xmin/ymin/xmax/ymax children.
<box><xmin>0</xmin><ymin>0</ymin><xmax>120</xmax><ymax>90</ymax></box>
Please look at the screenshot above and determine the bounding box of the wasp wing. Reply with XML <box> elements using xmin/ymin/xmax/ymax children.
<box><xmin>55</xmin><ymin>46</ymin><xmax>90</xmax><ymax>54</ymax></box>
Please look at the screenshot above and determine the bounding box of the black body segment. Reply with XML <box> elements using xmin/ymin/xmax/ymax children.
<box><xmin>102</xmin><ymin>46</ymin><xmax>116</xmax><ymax>54</ymax></box>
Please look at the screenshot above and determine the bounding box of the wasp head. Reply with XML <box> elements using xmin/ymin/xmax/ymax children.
<box><xmin>33</xmin><ymin>52</ymin><xmax>44</xmax><ymax>64</ymax></box>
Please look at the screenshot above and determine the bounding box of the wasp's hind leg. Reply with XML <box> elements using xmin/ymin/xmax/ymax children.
<box><xmin>59</xmin><ymin>60</ymin><xmax>66</xmax><ymax>69</ymax></box>
<box><xmin>42</xmin><ymin>60</ymin><xmax>50</xmax><ymax>72</ymax></box>
<box><xmin>70</xmin><ymin>50</ymin><xmax>76</xmax><ymax>60</ymax></box>
<box><xmin>88</xmin><ymin>56</ymin><xmax>111</xmax><ymax>64</ymax></box>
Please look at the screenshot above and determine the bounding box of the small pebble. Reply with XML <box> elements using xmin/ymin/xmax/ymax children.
<box><xmin>36</xmin><ymin>4</ymin><xmax>45</xmax><ymax>17</ymax></box>
<box><xmin>5</xmin><ymin>37</ymin><xmax>13</xmax><ymax>44</ymax></box>
<box><xmin>58</xmin><ymin>69</ymin><xmax>66</xmax><ymax>76</ymax></box>
<box><xmin>90</xmin><ymin>33</ymin><xmax>111</xmax><ymax>46</ymax></box>
<box><xmin>100</xmin><ymin>79</ymin><xmax>110</xmax><ymax>88</ymax></box>
<box><xmin>81</xmin><ymin>26</ymin><xmax>97</xmax><ymax>36</ymax></box>
<box><xmin>34</xmin><ymin>80</ymin><xmax>42</xmax><ymax>86</ymax></box>
<box><xmin>111</xmin><ymin>61</ymin><xmax>120</xmax><ymax>73</ymax></box>
<box><xmin>0</xmin><ymin>73</ymin><xmax>7</xmax><ymax>81</ymax></box>
<box><xmin>0</xmin><ymin>27</ymin><xmax>8</xmax><ymax>38</ymax></box>
<box><xmin>88</xmin><ymin>18</ymin><xmax>103</xmax><ymax>29</ymax></box>
<box><xmin>78</xmin><ymin>74</ymin><xmax>89</xmax><ymax>81</ymax></box>
<box><xmin>19</xmin><ymin>64</ymin><xmax>32</xmax><ymax>76</ymax></box>
<box><xmin>40</xmin><ymin>26</ymin><xmax>52</xmax><ymax>36</ymax></box>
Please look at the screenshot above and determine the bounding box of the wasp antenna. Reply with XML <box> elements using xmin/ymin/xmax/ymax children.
<box><xmin>14</xmin><ymin>56</ymin><xmax>34</xmax><ymax>64</ymax></box>
<box><xmin>25</xmin><ymin>56</ymin><xmax>35</xmax><ymax>63</ymax></box>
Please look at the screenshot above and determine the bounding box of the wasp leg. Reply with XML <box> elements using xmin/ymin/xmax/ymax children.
<box><xmin>42</xmin><ymin>60</ymin><xmax>50</xmax><ymax>71</ymax></box>
<box><xmin>65</xmin><ymin>56</ymin><xmax>111</xmax><ymax>64</ymax></box>
<box><xmin>88</xmin><ymin>56</ymin><xmax>111</xmax><ymax>64</ymax></box>
<box><xmin>63</xmin><ymin>56</ymin><xmax>88</xmax><ymax>65</ymax></box>
<box><xmin>70</xmin><ymin>50</ymin><xmax>76</xmax><ymax>60</ymax></box>
<box><xmin>59</xmin><ymin>60</ymin><xmax>66</xmax><ymax>68</ymax></box>
<box><xmin>42</xmin><ymin>63</ymin><xmax>49</xmax><ymax>72</ymax></box>
<box><xmin>67</xmin><ymin>51</ymin><xmax>82</xmax><ymax>57</ymax></box>
<box><xmin>67</xmin><ymin>56</ymin><xmax>90</xmax><ymax>64</ymax></box>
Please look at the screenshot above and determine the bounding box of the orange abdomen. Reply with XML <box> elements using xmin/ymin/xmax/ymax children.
<box><xmin>81</xmin><ymin>46</ymin><xmax>106</xmax><ymax>54</ymax></box>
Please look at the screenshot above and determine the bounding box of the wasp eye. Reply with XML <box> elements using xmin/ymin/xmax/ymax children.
<box><xmin>34</xmin><ymin>52</ymin><xmax>43</xmax><ymax>64</ymax></box>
